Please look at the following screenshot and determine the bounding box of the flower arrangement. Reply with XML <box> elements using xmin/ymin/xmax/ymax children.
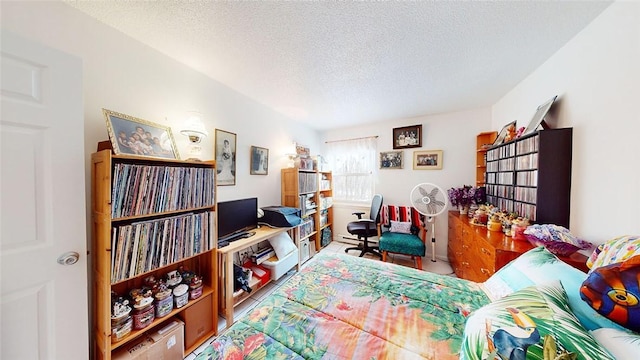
<box><xmin>448</xmin><ymin>185</ymin><xmax>484</xmax><ymax>207</ymax></box>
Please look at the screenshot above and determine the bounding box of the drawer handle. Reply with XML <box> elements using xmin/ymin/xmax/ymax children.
<box><xmin>461</xmin><ymin>262</ymin><xmax>470</xmax><ymax>267</ymax></box>
<box><xmin>480</xmin><ymin>248</ymin><xmax>490</xmax><ymax>255</ymax></box>
<box><xmin>462</xmin><ymin>245</ymin><xmax>470</xmax><ymax>250</ymax></box>
<box><xmin>480</xmin><ymin>268</ymin><xmax>491</xmax><ymax>275</ymax></box>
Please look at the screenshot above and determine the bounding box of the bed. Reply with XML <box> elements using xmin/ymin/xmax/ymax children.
<box><xmin>201</xmin><ymin>236</ymin><xmax>640</xmax><ymax>360</ymax></box>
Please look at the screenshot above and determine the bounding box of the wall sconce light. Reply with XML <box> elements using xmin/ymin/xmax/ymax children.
<box><xmin>180</xmin><ymin>111</ymin><xmax>208</xmax><ymax>143</ymax></box>
<box><xmin>180</xmin><ymin>111</ymin><xmax>208</xmax><ymax>160</ymax></box>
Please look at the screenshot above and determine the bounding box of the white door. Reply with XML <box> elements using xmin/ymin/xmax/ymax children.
<box><xmin>1</xmin><ymin>30</ymin><xmax>88</xmax><ymax>359</ymax></box>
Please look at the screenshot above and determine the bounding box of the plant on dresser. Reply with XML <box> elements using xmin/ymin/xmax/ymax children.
<box><xmin>91</xmin><ymin>149</ymin><xmax>218</xmax><ymax>359</ymax></box>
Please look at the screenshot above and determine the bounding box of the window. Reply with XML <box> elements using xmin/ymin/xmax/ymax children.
<box><xmin>325</xmin><ymin>137</ymin><xmax>377</xmax><ymax>203</ymax></box>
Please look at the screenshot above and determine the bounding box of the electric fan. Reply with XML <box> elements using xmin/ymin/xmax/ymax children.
<box><xmin>410</xmin><ymin>183</ymin><xmax>453</xmax><ymax>274</ymax></box>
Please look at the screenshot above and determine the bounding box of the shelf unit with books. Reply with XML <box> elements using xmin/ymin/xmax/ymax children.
<box><xmin>476</xmin><ymin>131</ymin><xmax>498</xmax><ymax>187</ymax></box>
<box><xmin>484</xmin><ymin>128</ymin><xmax>572</xmax><ymax>228</ymax></box>
<box><xmin>91</xmin><ymin>149</ymin><xmax>217</xmax><ymax>359</ymax></box>
<box><xmin>281</xmin><ymin>167</ymin><xmax>333</xmax><ymax>252</ymax></box>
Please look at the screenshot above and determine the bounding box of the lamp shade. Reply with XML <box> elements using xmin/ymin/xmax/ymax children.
<box><xmin>180</xmin><ymin>111</ymin><xmax>208</xmax><ymax>143</ymax></box>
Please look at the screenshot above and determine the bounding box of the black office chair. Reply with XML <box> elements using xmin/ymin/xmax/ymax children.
<box><xmin>344</xmin><ymin>194</ymin><xmax>383</xmax><ymax>258</ymax></box>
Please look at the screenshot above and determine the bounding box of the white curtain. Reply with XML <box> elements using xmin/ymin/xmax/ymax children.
<box><xmin>325</xmin><ymin>137</ymin><xmax>377</xmax><ymax>203</ymax></box>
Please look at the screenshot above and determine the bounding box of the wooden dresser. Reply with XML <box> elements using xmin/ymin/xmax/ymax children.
<box><xmin>447</xmin><ymin>211</ymin><xmax>589</xmax><ymax>282</ymax></box>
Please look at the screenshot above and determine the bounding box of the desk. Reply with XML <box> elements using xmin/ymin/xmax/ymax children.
<box><xmin>217</xmin><ymin>226</ymin><xmax>298</xmax><ymax>327</ymax></box>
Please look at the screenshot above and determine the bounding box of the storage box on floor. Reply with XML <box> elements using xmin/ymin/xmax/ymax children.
<box><xmin>113</xmin><ymin>319</ymin><xmax>184</xmax><ymax>360</ymax></box>
<box><xmin>261</xmin><ymin>248</ymin><xmax>299</xmax><ymax>281</ymax></box>
<box><xmin>178</xmin><ymin>293</ymin><xmax>214</xmax><ymax>350</ymax></box>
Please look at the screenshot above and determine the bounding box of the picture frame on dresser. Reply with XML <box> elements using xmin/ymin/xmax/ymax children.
<box><xmin>103</xmin><ymin>108</ymin><xmax>179</xmax><ymax>159</ymax></box>
<box><xmin>523</xmin><ymin>95</ymin><xmax>557</xmax><ymax>135</ymax></box>
<box><xmin>215</xmin><ymin>129</ymin><xmax>237</xmax><ymax>186</ymax></box>
<box><xmin>492</xmin><ymin>120</ymin><xmax>517</xmax><ymax>146</ymax></box>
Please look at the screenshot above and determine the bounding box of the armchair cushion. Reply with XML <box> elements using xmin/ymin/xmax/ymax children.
<box><xmin>379</xmin><ymin>231</ymin><xmax>426</xmax><ymax>256</ymax></box>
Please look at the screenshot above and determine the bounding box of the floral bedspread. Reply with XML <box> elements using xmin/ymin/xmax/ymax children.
<box><xmin>206</xmin><ymin>252</ymin><xmax>490</xmax><ymax>359</ymax></box>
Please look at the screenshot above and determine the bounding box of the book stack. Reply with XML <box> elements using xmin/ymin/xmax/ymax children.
<box><xmin>111</xmin><ymin>163</ymin><xmax>215</xmax><ymax>219</ymax></box>
<box><xmin>110</xmin><ymin>211</ymin><xmax>213</xmax><ymax>283</ymax></box>
<box><xmin>251</xmin><ymin>247</ymin><xmax>276</xmax><ymax>265</ymax></box>
<box><xmin>297</xmin><ymin>172</ymin><xmax>317</xmax><ymax>193</ymax></box>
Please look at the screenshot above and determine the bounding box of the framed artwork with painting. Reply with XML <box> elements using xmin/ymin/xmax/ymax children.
<box><xmin>393</xmin><ymin>125</ymin><xmax>422</xmax><ymax>149</ymax></box>
<box><xmin>250</xmin><ymin>146</ymin><xmax>269</xmax><ymax>175</ymax></box>
<box><xmin>413</xmin><ymin>150</ymin><xmax>443</xmax><ymax>170</ymax></box>
<box><xmin>103</xmin><ymin>108</ymin><xmax>179</xmax><ymax>159</ymax></box>
<box><xmin>380</xmin><ymin>151</ymin><xmax>403</xmax><ymax>169</ymax></box>
<box><xmin>215</xmin><ymin>129</ymin><xmax>237</xmax><ymax>186</ymax></box>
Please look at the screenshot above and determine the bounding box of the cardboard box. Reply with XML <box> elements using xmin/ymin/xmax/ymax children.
<box><xmin>178</xmin><ymin>294</ymin><xmax>213</xmax><ymax>349</ymax></box>
<box><xmin>112</xmin><ymin>319</ymin><xmax>184</xmax><ymax>360</ymax></box>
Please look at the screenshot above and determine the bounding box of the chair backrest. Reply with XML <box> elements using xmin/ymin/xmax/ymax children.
<box><xmin>381</xmin><ymin>205</ymin><xmax>424</xmax><ymax>230</ymax></box>
<box><xmin>369</xmin><ymin>194</ymin><xmax>384</xmax><ymax>223</ymax></box>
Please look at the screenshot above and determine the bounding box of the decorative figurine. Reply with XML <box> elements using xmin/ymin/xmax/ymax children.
<box><xmin>165</xmin><ymin>270</ymin><xmax>182</xmax><ymax>287</ymax></box>
<box><xmin>111</xmin><ymin>291</ymin><xmax>132</xmax><ymax>320</ymax></box>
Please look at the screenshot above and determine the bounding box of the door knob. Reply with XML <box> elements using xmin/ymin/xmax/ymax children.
<box><xmin>57</xmin><ymin>251</ymin><xmax>79</xmax><ymax>265</ymax></box>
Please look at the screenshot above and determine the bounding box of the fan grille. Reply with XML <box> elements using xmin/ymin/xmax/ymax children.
<box><xmin>410</xmin><ymin>183</ymin><xmax>448</xmax><ymax>216</ymax></box>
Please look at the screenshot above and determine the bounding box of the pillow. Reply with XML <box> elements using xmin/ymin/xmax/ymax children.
<box><xmin>483</xmin><ymin>246</ymin><xmax>626</xmax><ymax>331</ymax></box>
<box><xmin>590</xmin><ymin>327</ymin><xmax>640</xmax><ymax>360</ymax></box>
<box><xmin>587</xmin><ymin>235</ymin><xmax>640</xmax><ymax>271</ymax></box>
<box><xmin>268</xmin><ymin>232</ymin><xmax>297</xmax><ymax>259</ymax></box>
<box><xmin>389</xmin><ymin>220</ymin><xmax>412</xmax><ymax>234</ymax></box>
<box><xmin>460</xmin><ymin>282</ymin><xmax>614</xmax><ymax>360</ymax></box>
<box><xmin>580</xmin><ymin>255</ymin><xmax>640</xmax><ymax>332</ymax></box>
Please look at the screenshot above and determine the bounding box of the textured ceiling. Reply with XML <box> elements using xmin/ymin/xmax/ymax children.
<box><xmin>64</xmin><ymin>1</ymin><xmax>612</xmax><ymax>130</ymax></box>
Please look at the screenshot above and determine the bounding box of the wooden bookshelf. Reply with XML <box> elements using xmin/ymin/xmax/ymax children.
<box><xmin>91</xmin><ymin>149</ymin><xmax>217</xmax><ymax>359</ymax></box>
<box><xmin>281</xmin><ymin>167</ymin><xmax>333</xmax><ymax>252</ymax></box>
<box><xmin>476</xmin><ymin>131</ymin><xmax>498</xmax><ymax>187</ymax></box>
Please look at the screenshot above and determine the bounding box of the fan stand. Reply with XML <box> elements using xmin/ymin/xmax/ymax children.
<box><xmin>422</xmin><ymin>216</ymin><xmax>454</xmax><ymax>275</ymax></box>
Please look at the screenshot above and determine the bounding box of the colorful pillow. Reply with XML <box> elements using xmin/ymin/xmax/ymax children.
<box><xmin>587</xmin><ymin>235</ymin><xmax>640</xmax><ymax>271</ymax></box>
<box><xmin>590</xmin><ymin>327</ymin><xmax>640</xmax><ymax>360</ymax></box>
<box><xmin>389</xmin><ymin>220</ymin><xmax>412</xmax><ymax>234</ymax></box>
<box><xmin>580</xmin><ymin>255</ymin><xmax>640</xmax><ymax>332</ymax></box>
<box><xmin>461</xmin><ymin>282</ymin><xmax>614</xmax><ymax>360</ymax></box>
<box><xmin>483</xmin><ymin>246</ymin><xmax>625</xmax><ymax>331</ymax></box>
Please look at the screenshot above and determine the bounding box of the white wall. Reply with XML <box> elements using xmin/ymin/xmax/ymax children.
<box><xmin>492</xmin><ymin>1</ymin><xmax>640</xmax><ymax>245</ymax></box>
<box><xmin>322</xmin><ymin>107</ymin><xmax>492</xmax><ymax>258</ymax></box>
<box><xmin>3</xmin><ymin>0</ymin><xmax>637</xmax><ymax>257</ymax></box>
<box><xmin>0</xmin><ymin>1</ymin><xmax>321</xmax><ymax>209</ymax></box>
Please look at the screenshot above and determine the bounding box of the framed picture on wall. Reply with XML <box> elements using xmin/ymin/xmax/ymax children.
<box><xmin>103</xmin><ymin>108</ymin><xmax>179</xmax><ymax>159</ymax></box>
<box><xmin>413</xmin><ymin>150</ymin><xmax>443</xmax><ymax>170</ymax></box>
<box><xmin>380</xmin><ymin>151</ymin><xmax>403</xmax><ymax>169</ymax></box>
<box><xmin>250</xmin><ymin>146</ymin><xmax>269</xmax><ymax>175</ymax></box>
<box><xmin>215</xmin><ymin>129</ymin><xmax>236</xmax><ymax>186</ymax></box>
<box><xmin>392</xmin><ymin>125</ymin><xmax>422</xmax><ymax>149</ymax></box>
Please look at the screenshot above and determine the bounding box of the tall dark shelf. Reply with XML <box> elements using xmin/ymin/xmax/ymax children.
<box><xmin>485</xmin><ymin>128</ymin><xmax>572</xmax><ymax>228</ymax></box>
